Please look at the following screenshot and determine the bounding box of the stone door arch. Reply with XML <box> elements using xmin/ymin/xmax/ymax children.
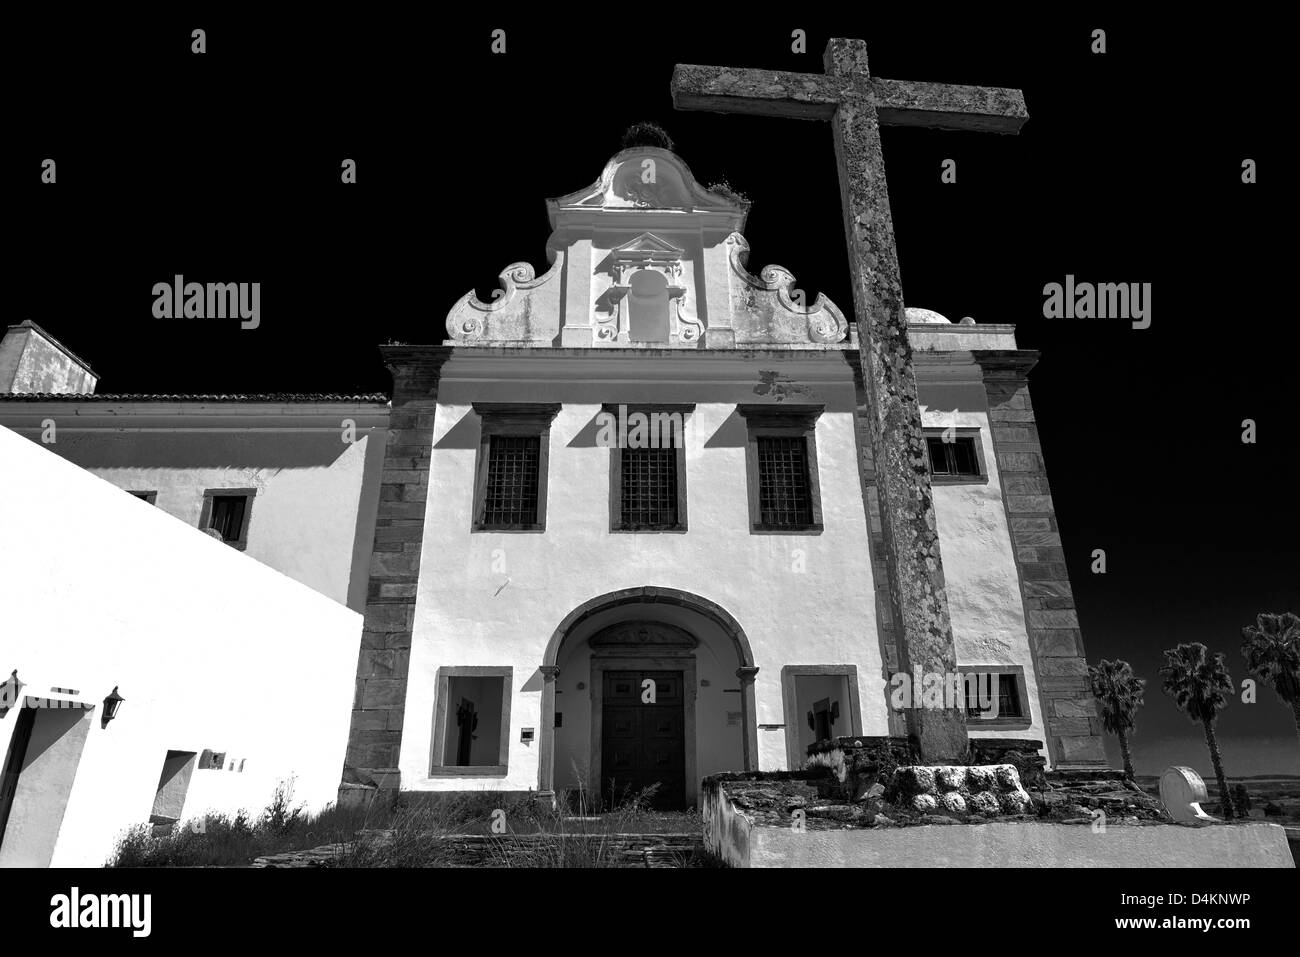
<box><xmin>537</xmin><ymin>586</ymin><xmax>758</xmax><ymax>803</ymax></box>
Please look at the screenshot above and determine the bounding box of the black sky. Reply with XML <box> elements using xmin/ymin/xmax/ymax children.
<box><xmin>11</xmin><ymin>11</ymin><xmax>1296</xmax><ymax>774</ymax></box>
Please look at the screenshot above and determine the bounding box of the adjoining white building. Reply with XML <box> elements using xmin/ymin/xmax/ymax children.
<box><xmin>0</xmin><ymin>426</ymin><xmax>361</xmax><ymax>866</ymax></box>
<box><xmin>0</xmin><ymin>321</ymin><xmax>389</xmax><ymax>614</ymax></box>
<box><xmin>341</xmin><ymin>146</ymin><xmax>1106</xmax><ymax>811</ymax></box>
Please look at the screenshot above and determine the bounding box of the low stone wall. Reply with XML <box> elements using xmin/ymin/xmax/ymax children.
<box><xmin>703</xmin><ymin>769</ymin><xmax>1293</xmax><ymax>868</ymax></box>
<box><xmin>1034</xmin><ymin>769</ymin><xmax>1171</xmax><ymax>823</ymax></box>
<box><xmin>743</xmin><ymin>821</ymin><xmax>1295</xmax><ymax>868</ymax></box>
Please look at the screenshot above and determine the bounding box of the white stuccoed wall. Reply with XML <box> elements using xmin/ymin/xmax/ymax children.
<box><xmin>0</xmin><ymin>404</ymin><xmax>388</xmax><ymax>612</ymax></box>
<box><xmin>0</xmin><ymin>425</ymin><xmax>361</xmax><ymax>867</ymax></box>
<box><xmin>922</xmin><ymin>390</ymin><xmax>1046</xmax><ymax>748</ymax></box>
<box><xmin>403</xmin><ymin>360</ymin><xmax>886</xmax><ymax>791</ymax></box>
<box><xmin>402</xmin><ymin>348</ymin><xmax>1047</xmax><ymax>791</ymax></box>
<box><xmin>401</xmin><ymin>347</ymin><xmax>1048</xmax><ymax>791</ymax></box>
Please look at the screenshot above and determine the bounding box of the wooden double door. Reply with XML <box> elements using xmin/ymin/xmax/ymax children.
<box><xmin>601</xmin><ymin>670</ymin><xmax>685</xmax><ymax>810</ymax></box>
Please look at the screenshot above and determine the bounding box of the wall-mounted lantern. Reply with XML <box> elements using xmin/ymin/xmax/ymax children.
<box><xmin>0</xmin><ymin>670</ymin><xmax>23</xmax><ymax>718</ymax></box>
<box><xmin>101</xmin><ymin>686</ymin><xmax>125</xmax><ymax>729</ymax></box>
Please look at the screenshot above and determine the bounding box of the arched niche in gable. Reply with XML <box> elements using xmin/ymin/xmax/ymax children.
<box><xmin>593</xmin><ymin>232</ymin><xmax>703</xmax><ymax>346</ymax></box>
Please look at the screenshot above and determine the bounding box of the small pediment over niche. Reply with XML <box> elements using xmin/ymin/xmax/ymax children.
<box><xmin>613</xmin><ymin>232</ymin><xmax>685</xmax><ymax>263</ymax></box>
<box><xmin>588</xmin><ymin>621</ymin><xmax>698</xmax><ymax>650</ymax></box>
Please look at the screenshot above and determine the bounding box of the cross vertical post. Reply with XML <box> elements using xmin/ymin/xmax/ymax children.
<box><xmin>672</xmin><ymin>37</ymin><xmax>1029</xmax><ymax>762</ymax></box>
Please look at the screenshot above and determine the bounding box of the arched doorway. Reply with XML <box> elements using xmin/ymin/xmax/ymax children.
<box><xmin>538</xmin><ymin>586</ymin><xmax>758</xmax><ymax>809</ymax></box>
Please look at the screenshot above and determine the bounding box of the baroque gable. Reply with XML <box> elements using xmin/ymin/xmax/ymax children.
<box><xmin>444</xmin><ymin>147</ymin><xmax>848</xmax><ymax>349</ymax></box>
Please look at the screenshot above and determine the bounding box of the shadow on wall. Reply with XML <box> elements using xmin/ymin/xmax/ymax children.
<box><xmin>435</xmin><ymin>407</ymin><xmax>755</xmax><ymax>451</ymax></box>
<box><xmin>41</xmin><ymin>431</ymin><xmax>360</xmax><ymax>470</ymax></box>
<box><xmin>433</xmin><ymin>414</ymin><xmax>480</xmax><ymax>450</ymax></box>
<box><xmin>701</xmin><ymin>409</ymin><xmax>748</xmax><ymax>449</ymax></box>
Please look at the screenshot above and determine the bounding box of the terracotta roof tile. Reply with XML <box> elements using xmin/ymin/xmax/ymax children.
<box><xmin>0</xmin><ymin>393</ymin><xmax>390</xmax><ymax>403</ymax></box>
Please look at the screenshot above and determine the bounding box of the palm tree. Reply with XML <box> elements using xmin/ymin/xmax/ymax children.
<box><xmin>1088</xmin><ymin>659</ymin><xmax>1145</xmax><ymax>779</ymax></box>
<box><xmin>1240</xmin><ymin>612</ymin><xmax>1300</xmax><ymax>751</ymax></box>
<box><xmin>1160</xmin><ymin>643</ymin><xmax>1236</xmax><ymax>819</ymax></box>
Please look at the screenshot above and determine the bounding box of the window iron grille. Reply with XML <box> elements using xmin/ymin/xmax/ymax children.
<box><xmin>757</xmin><ymin>436</ymin><xmax>813</xmax><ymax>527</ymax></box>
<box><xmin>620</xmin><ymin>447</ymin><xmax>679</xmax><ymax>529</ymax></box>
<box><xmin>482</xmin><ymin>435</ymin><xmax>540</xmax><ymax>526</ymax></box>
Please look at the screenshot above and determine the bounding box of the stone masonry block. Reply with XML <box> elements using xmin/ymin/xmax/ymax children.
<box><xmin>1008</xmin><ymin>495</ymin><xmax>1054</xmax><ymax>513</ymax></box>
<box><xmin>1052</xmin><ymin>698</ymin><xmax>1100</xmax><ymax>719</ymax></box>
<box><xmin>357</xmin><ymin>678</ymin><xmax>407</xmax><ymax>710</ymax></box>
<box><xmin>1038</xmin><ymin>657</ymin><xmax>1089</xmax><ymax>677</ymax></box>
<box><xmin>363</xmin><ymin>603</ymin><xmax>414</xmax><ymax>632</ymax></box>
<box><xmin>1056</xmin><ymin>735</ymin><xmax>1107</xmax><ymax>765</ymax></box>
<box><xmin>1033</xmin><ymin>629</ymin><xmax>1082</xmax><ymax>657</ymax></box>
<box><xmin>997</xmin><ymin>451</ymin><xmax>1043</xmax><ymax>472</ymax></box>
<box><xmin>1017</xmin><ymin>546</ymin><xmax>1066</xmax><ymax>563</ymax></box>
<box><xmin>1004</xmin><ymin>477</ymin><xmax>1048</xmax><ymax>495</ymax></box>
<box><xmin>1014</xmin><ymin>530</ymin><xmax>1063</xmax><ymax>548</ymax></box>
<box><xmin>1028</xmin><ymin>609</ymin><xmax>1081</xmax><ymax>629</ymax></box>
<box><xmin>1010</xmin><ymin>516</ymin><xmax>1054</xmax><ymax>532</ymax></box>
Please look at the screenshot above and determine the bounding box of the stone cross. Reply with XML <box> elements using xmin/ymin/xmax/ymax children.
<box><xmin>672</xmin><ymin>38</ymin><xmax>1029</xmax><ymax>762</ymax></box>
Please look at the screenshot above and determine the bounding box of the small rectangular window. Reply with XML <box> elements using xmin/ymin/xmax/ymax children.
<box><xmin>606</xmin><ymin>404</ymin><xmax>692</xmax><ymax>533</ymax></box>
<box><xmin>129</xmin><ymin>491</ymin><xmax>158</xmax><ymax>504</ymax></box>
<box><xmin>472</xmin><ymin>404</ymin><xmax>559</xmax><ymax>532</ymax></box>
<box><xmin>209</xmin><ymin>496</ymin><xmax>247</xmax><ymax>541</ymax></box>
<box><xmin>757</xmin><ymin>437</ymin><xmax>813</xmax><ymax>528</ymax></box>
<box><xmin>199</xmin><ymin>489</ymin><xmax>255</xmax><ymax>550</ymax></box>
<box><xmin>965</xmin><ymin>674</ymin><xmax>1023</xmax><ymax>719</ymax></box>
<box><xmin>738</xmin><ymin>405</ymin><xmax>825</xmax><ymax>534</ymax></box>
<box><xmin>780</xmin><ymin>665</ymin><xmax>862</xmax><ymax>768</ymax></box>
<box><xmin>960</xmin><ymin>667</ymin><xmax>1029</xmax><ymax>726</ymax></box>
<box><xmin>924</xmin><ymin>432</ymin><xmax>985</xmax><ymax>482</ymax></box>
<box><xmin>620</xmin><ymin>447</ymin><xmax>680</xmax><ymax>529</ymax></box>
<box><xmin>431</xmin><ymin>667</ymin><xmax>513</xmax><ymax>776</ymax></box>
<box><xmin>483</xmin><ymin>435</ymin><xmax>540</xmax><ymax>526</ymax></box>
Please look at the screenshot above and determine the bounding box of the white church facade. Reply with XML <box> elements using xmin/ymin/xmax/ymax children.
<box><xmin>0</xmin><ymin>146</ymin><xmax>1107</xmax><ymax>845</ymax></box>
<box><xmin>343</xmin><ymin>146</ymin><xmax>1105</xmax><ymax>810</ymax></box>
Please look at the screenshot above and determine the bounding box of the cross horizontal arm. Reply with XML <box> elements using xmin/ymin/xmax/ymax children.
<box><xmin>869</xmin><ymin>77</ymin><xmax>1028</xmax><ymax>133</ymax></box>
<box><xmin>671</xmin><ymin>64</ymin><xmax>842</xmax><ymax>120</ymax></box>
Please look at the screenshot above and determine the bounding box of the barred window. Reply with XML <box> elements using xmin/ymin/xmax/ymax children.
<box><xmin>482</xmin><ymin>435</ymin><xmax>540</xmax><ymax>527</ymax></box>
<box><xmin>472</xmin><ymin>403</ymin><xmax>558</xmax><ymax>532</ymax></box>
<box><xmin>757</xmin><ymin>436</ymin><xmax>813</xmax><ymax>528</ymax></box>
<box><xmin>620</xmin><ymin>447</ymin><xmax>679</xmax><ymax>529</ymax></box>
<box><xmin>964</xmin><ymin>673</ymin><xmax>1023</xmax><ymax>719</ymax></box>
<box><xmin>738</xmin><ymin>404</ymin><xmax>824</xmax><ymax>533</ymax></box>
<box><xmin>927</xmin><ymin>435</ymin><xmax>980</xmax><ymax>477</ymax></box>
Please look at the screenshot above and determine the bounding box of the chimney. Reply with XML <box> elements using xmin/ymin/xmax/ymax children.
<box><xmin>0</xmin><ymin>322</ymin><xmax>98</xmax><ymax>395</ymax></box>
